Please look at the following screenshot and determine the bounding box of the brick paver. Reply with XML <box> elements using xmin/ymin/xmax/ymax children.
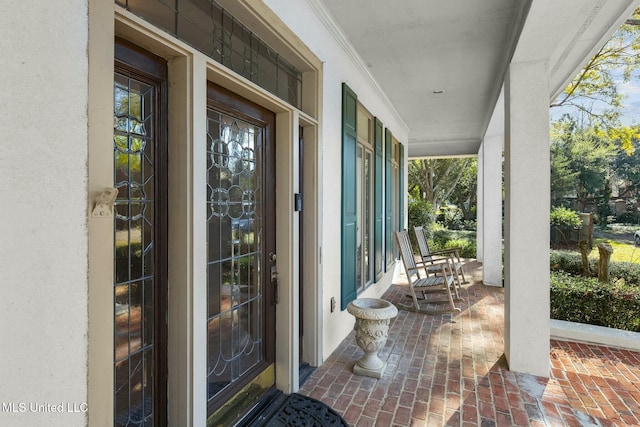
<box><xmin>299</xmin><ymin>262</ymin><xmax>640</xmax><ymax>426</ymax></box>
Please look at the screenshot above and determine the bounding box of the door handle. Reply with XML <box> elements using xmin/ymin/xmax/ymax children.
<box><xmin>269</xmin><ymin>252</ymin><xmax>278</xmax><ymax>305</ymax></box>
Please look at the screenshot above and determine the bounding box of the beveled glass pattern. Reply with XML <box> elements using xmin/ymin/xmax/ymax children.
<box><xmin>356</xmin><ymin>146</ymin><xmax>363</xmax><ymax>288</ymax></box>
<box><xmin>365</xmin><ymin>150</ymin><xmax>372</xmax><ymax>284</ymax></box>
<box><xmin>115</xmin><ymin>0</ymin><xmax>302</xmax><ymax>108</ymax></box>
<box><xmin>114</xmin><ymin>72</ymin><xmax>155</xmax><ymax>427</ymax></box>
<box><xmin>206</xmin><ymin>108</ymin><xmax>264</xmax><ymax>401</ymax></box>
<box><xmin>355</xmin><ymin>146</ymin><xmax>374</xmax><ymax>291</ymax></box>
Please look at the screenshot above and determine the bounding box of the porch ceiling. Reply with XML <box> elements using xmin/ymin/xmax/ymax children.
<box><xmin>314</xmin><ymin>0</ymin><xmax>639</xmax><ymax>158</ymax></box>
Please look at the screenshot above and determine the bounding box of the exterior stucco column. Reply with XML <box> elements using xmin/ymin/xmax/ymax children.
<box><xmin>503</xmin><ymin>61</ymin><xmax>550</xmax><ymax>378</ymax></box>
<box><xmin>1</xmin><ymin>2</ymin><xmax>90</xmax><ymax>427</ymax></box>
<box><xmin>477</xmin><ymin>146</ymin><xmax>484</xmax><ymax>263</ymax></box>
<box><xmin>482</xmin><ymin>135</ymin><xmax>503</xmax><ymax>287</ymax></box>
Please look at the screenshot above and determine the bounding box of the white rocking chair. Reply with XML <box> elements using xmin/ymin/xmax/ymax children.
<box><xmin>394</xmin><ymin>230</ymin><xmax>462</xmax><ymax>314</ymax></box>
<box><xmin>413</xmin><ymin>225</ymin><xmax>467</xmax><ymax>290</ymax></box>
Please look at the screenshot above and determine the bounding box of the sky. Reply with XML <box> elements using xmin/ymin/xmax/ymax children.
<box><xmin>550</xmin><ymin>77</ymin><xmax>640</xmax><ymax>127</ymax></box>
<box><xmin>619</xmin><ymin>80</ymin><xmax>640</xmax><ymax>126</ymax></box>
<box><xmin>549</xmin><ymin>13</ymin><xmax>640</xmax><ymax>128</ymax></box>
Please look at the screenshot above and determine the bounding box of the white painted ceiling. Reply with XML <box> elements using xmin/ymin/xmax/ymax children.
<box><xmin>316</xmin><ymin>0</ymin><xmax>639</xmax><ymax>158</ymax></box>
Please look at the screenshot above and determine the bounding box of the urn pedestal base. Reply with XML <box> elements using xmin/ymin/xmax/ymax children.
<box><xmin>352</xmin><ymin>358</ymin><xmax>387</xmax><ymax>379</ymax></box>
<box><xmin>346</xmin><ymin>298</ymin><xmax>398</xmax><ymax>378</ymax></box>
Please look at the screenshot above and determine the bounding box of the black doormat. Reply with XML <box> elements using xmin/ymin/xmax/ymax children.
<box><xmin>263</xmin><ymin>393</ymin><xmax>349</xmax><ymax>427</ymax></box>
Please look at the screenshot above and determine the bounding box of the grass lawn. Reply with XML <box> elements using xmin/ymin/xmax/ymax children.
<box><xmin>589</xmin><ymin>238</ymin><xmax>640</xmax><ymax>264</ymax></box>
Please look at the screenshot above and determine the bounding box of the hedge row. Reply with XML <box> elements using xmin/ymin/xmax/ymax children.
<box><xmin>550</xmin><ymin>272</ymin><xmax>640</xmax><ymax>332</ymax></box>
<box><xmin>550</xmin><ymin>250</ymin><xmax>640</xmax><ymax>286</ymax></box>
<box><xmin>430</xmin><ymin>230</ymin><xmax>477</xmax><ymax>258</ymax></box>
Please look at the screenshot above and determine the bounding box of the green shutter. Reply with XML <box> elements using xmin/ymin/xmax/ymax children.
<box><xmin>341</xmin><ymin>83</ymin><xmax>358</xmax><ymax>310</ymax></box>
<box><xmin>399</xmin><ymin>143</ymin><xmax>405</xmax><ymax>232</ymax></box>
<box><xmin>374</xmin><ymin>118</ymin><xmax>384</xmax><ymax>280</ymax></box>
<box><xmin>385</xmin><ymin>129</ymin><xmax>393</xmax><ymax>270</ymax></box>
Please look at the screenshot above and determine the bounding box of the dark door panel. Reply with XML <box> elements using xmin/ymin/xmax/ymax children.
<box><xmin>205</xmin><ymin>82</ymin><xmax>276</xmax><ymax>418</ymax></box>
<box><xmin>114</xmin><ymin>38</ymin><xmax>168</xmax><ymax>427</ymax></box>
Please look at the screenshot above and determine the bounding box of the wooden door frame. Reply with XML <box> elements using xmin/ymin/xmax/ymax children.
<box><xmin>114</xmin><ymin>37</ymin><xmax>169</xmax><ymax>427</ymax></box>
<box><xmin>298</xmin><ymin>127</ymin><xmax>305</xmax><ymax>364</ymax></box>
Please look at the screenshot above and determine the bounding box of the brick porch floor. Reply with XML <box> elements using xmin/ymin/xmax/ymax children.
<box><xmin>298</xmin><ymin>262</ymin><xmax>640</xmax><ymax>426</ymax></box>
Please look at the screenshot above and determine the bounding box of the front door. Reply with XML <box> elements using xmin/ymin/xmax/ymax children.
<box><xmin>113</xmin><ymin>40</ymin><xmax>168</xmax><ymax>427</ymax></box>
<box><xmin>205</xmin><ymin>82</ymin><xmax>277</xmax><ymax>421</ymax></box>
<box><xmin>298</xmin><ymin>127</ymin><xmax>305</xmax><ymax>363</ymax></box>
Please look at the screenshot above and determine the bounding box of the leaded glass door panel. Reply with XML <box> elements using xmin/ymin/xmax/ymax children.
<box><xmin>114</xmin><ymin>39</ymin><xmax>168</xmax><ymax>427</ymax></box>
<box><xmin>205</xmin><ymin>82</ymin><xmax>276</xmax><ymax>418</ymax></box>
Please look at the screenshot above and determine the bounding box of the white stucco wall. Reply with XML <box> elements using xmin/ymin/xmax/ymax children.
<box><xmin>0</xmin><ymin>2</ymin><xmax>89</xmax><ymax>427</ymax></box>
<box><xmin>264</xmin><ymin>0</ymin><xmax>410</xmax><ymax>359</ymax></box>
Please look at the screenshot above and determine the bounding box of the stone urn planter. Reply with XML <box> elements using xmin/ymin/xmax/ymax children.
<box><xmin>346</xmin><ymin>298</ymin><xmax>398</xmax><ymax>378</ymax></box>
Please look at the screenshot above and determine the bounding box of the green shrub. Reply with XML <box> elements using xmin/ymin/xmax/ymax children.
<box><xmin>550</xmin><ymin>206</ymin><xmax>583</xmax><ymax>229</ymax></box>
<box><xmin>609</xmin><ymin>261</ymin><xmax>640</xmax><ymax>286</ymax></box>
<box><xmin>431</xmin><ymin>229</ymin><xmax>476</xmax><ymax>244</ymax></box>
<box><xmin>430</xmin><ymin>222</ymin><xmax>447</xmax><ymax>233</ymax></box>
<box><xmin>430</xmin><ymin>230</ymin><xmax>477</xmax><ymax>258</ymax></box>
<box><xmin>550</xmin><ymin>207</ymin><xmax>583</xmax><ymax>248</ymax></box>
<box><xmin>436</xmin><ymin>205</ymin><xmax>463</xmax><ymax>230</ymax></box>
<box><xmin>550</xmin><ymin>272</ymin><xmax>640</xmax><ymax>332</ymax></box>
<box><xmin>408</xmin><ymin>198</ymin><xmax>435</xmax><ymax>237</ymax></box>
<box><xmin>462</xmin><ymin>219</ymin><xmax>477</xmax><ymax>231</ymax></box>
<box><xmin>408</xmin><ymin>199</ymin><xmax>435</xmax><ymax>250</ymax></box>
<box><xmin>443</xmin><ymin>239</ymin><xmax>476</xmax><ymax>258</ymax></box>
<box><xmin>550</xmin><ymin>250</ymin><xmax>640</xmax><ymax>286</ymax></box>
<box><xmin>550</xmin><ymin>250</ymin><xmax>593</xmax><ymax>276</ymax></box>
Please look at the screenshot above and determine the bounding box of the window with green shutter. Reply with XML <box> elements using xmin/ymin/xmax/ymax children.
<box><xmin>399</xmin><ymin>143</ymin><xmax>405</xmax><ymax>231</ymax></box>
<box><xmin>374</xmin><ymin>118</ymin><xmax>384</xmax><ymax>280</ymax></box>
<box><xmin>385</xmin><ymin>129</ymin><xmax>393</xmax><ymax>270</ymax></box>
<box><xmin>342</xmin><ymin>84</ymin><xmax>400</xmax><ymax>304</ymax></box>
<box><xmin>341</xmin><ymin>83</ymin><xmax>358</xmax><ymax>309</ymax></box>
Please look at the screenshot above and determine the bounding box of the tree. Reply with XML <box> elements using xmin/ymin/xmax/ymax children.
<box><xmin>550</xmin><ymin>7</ymin><xmax>640</xmax><ymax>155</ymax></box>
<box><xmin>611</xmin><ymin>138</ymin><xmax>640</xmax><ymax>221</ymax></box>
<box><xmin>408</xmin><ymin>158</ymin><xmax>474</xmax><ymax>210</ymax></box>
<box><xmin>613</xmin><ymin>138</ymin><xmax>640</xmax><ymax>195</ymax></box>
<box><xmin>550</xmin><ymin>117</ymin><xmax>617</xmax><ymax>221</ymax></box>
<box><xmin>448</xmin><ymin>159</ymin><xmax>477</xmax><ymax>220</ymax></box>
